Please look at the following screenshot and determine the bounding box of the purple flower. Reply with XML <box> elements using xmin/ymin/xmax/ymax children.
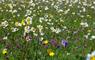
<box><xmin>50</xmin><ymin>39</ymin><xmax>57</xmax><ymax>47</ymax></box>
<box><xmin>61</xmin><ymin>39</ymin><xmax>68</xmax><ymax>47</ymax></box>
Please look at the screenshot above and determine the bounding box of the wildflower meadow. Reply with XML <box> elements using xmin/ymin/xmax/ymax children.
<box><xmin>0</xmin><ymin>0</ymin><xmax>95</xmax><ymax>60</ymax></box>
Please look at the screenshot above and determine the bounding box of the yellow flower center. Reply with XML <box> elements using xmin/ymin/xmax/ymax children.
<box><xmin>91</xmin><ymin>56</ymin><xmax>95</xmax><ymax>60</ymax></box>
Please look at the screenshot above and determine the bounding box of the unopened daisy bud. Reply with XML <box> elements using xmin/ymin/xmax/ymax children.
<box><xmin>2</xmin><ymin>48</ymin><xmax>7</xmax><ymax>55</ymax></box>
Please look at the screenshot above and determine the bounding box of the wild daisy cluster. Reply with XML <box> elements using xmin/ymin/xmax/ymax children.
<box><xmin>0</xmin><ymin>0</ymin><xmax>95</xmax><ymax>60</ymax></box>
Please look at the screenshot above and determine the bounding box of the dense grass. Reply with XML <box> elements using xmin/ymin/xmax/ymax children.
<box><xmin>0</xmin><ymin>0</ymin><xmax>95</xmax><ymax>60</ymax></box>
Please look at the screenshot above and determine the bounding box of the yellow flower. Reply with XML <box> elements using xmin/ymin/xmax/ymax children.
<box><xmin>49</xmin><ymin>51</ymin><xmax>55</xmax><ymax>57</ymax></box>
<box><xmin>90</xmin><ymin>56</ymin><xmax>95</xmax><ymax>60</ymax></box>
<box><xmin>43</xmin><ymin>40</ymin><xmax>49</xmax><ymax>45</ymax></box>
<box><xmin>47</xmin><ymin>49</ymin><xmax>55</xmax><ymax>57</ymax></box>
<box><xmin>2</xmin><ymin>48</ymin><xmax>7</xmax><ymax>55</ymax></box>
<box><xmin>21</xmin><ymin>19</ymin><xmax>25</xmax><ymax>26</ymax></box>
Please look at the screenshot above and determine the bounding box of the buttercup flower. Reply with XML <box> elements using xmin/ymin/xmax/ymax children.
<box><xmin>49</xmin><ymin>51</ymin><xmax>55</xmax><ymax>57</ymax></box>
<box><xmin>47</xmin><ymin>49</ymin><xmax>55</xmax><ymax>57</ymax></box>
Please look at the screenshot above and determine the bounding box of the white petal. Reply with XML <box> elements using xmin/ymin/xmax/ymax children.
<box><xmin>91</xmin><ymin>51</ymin><xmax>95</xmax><ymax>56</ymax></box>
<box><xmin>86</xmin><ymin>54</ymin><xmax>91</xmax><ymax>60</ymax></box>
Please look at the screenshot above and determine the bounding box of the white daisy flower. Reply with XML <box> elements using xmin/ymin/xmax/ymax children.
<box><xmin>33</xmin><ymin>33</ymin><xmax>38</xmax><ymax>36</ymax></box>
<box><xmin>91</xmin><ymin>35</ymin><xmax>95</xmax><ymax>40</ymax></box>
<box><xmin>11</xmin><ymin>27</ymin><xmax>19</xmax><ymax>32</ymax></box>
<box><xmin>31</xmin><ymin>27</ymin><xmax>36</xmax><ymax>32</ymax></box>
<box><xmin>80</xmin><ymin>22</ymin><xmax>89</xmax><ymax>27</ymax></box>
<box><xmin>1</xmin><ymin>21</ymin><xmax>8</xmax><ymax>28</ymax></box>
<box><xmin>86</xmin><ymin>51</ymin><xmax>95</xmax><ymax>60</ymax></box>
<box><xmin>45</xmin><ymin>6</ymin><xmax>49</xmax><ymax>10</ymax></box>
<box><xmin>3</xmin><ymin>36</ymin><xmax>8</xmax><ymax>40</ymax></box>
<box><xmin>25</xmin><ymin>17</ymin><xmax>32</xmax><ymax>25</ymax></box>
<box><xmin>24</xmin><ymin>26</ymin><xmax>31</xmax><ymax>33</ymax></box>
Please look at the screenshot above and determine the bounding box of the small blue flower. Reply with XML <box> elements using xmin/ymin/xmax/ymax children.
<box><xmin>61</xmin><ymin>39</ymin><xmax>68</xmax><ymax>47</ymax></box>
